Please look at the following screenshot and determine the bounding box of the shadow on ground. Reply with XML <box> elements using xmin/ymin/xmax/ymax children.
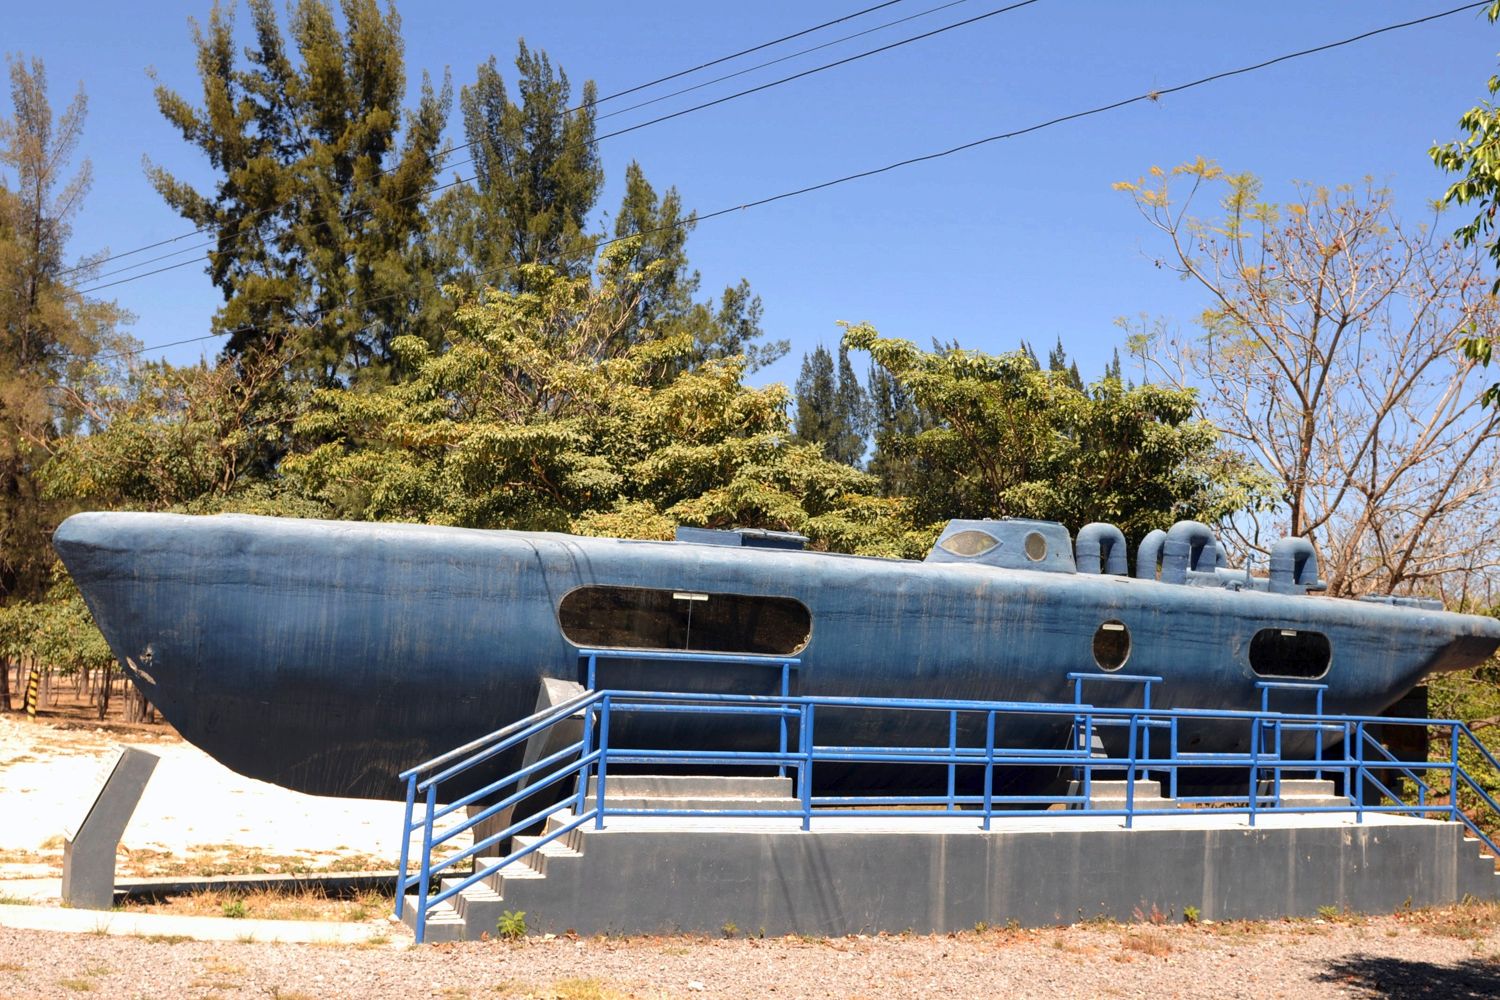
<box><xmin>1316</xmin><ymin>954</ymin><xmax>1500</xmax><ymax>998</ymax></box>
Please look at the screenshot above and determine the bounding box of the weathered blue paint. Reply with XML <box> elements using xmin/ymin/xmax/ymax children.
<box><xmin>52</xmin><ymin>511</ymin><xmax>1500</xmax><ymax>800</ymax></box>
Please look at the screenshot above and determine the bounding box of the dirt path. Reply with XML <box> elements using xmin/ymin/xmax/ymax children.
<box><xmin>1</xmin><ymin>907</ymin><xmax>1498</xmax><ymax>999</ymax></box>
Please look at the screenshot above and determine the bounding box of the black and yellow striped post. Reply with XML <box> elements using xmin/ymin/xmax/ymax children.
<box><xmin>24</xmin><ymin>665</ymin><xmax>40</xmax><ymax>720</ymax></box>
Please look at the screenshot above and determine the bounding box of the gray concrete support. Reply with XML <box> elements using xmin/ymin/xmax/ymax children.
<box><xmin>489</xmin><ymin>818</ymin><xmax>1499</xmax><ymax>939</ymax></box>
<box><xmin>61</xmin><ymin>747</ymin><xmax>159</xmax><ymax>910</ymax></box>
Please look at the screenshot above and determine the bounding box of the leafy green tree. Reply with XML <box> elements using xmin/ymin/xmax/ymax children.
<box><xmin>42</xmin><ymin>342</ymin><xmax>317</xmax><ymax>516</ymax></box>
<box><xmin>1430</xmin><ymin>0</ymin><xmax>1500</xmax><ymax>408</ymax></box>
<box><xmin>843</xmin><ymin>323</ymin><xmax>1268</xmax><ymax>544</ymax></box>
<box><xmin>0</xmin><ymin>56</ymin><xmax>128</xmax><ymax>606</ymax></box>
<box><xmin>148</xmin><ymin>0</ymin><xmax>451</xmax><ymax>381</ymax></box>
<box><xmin>282</xmin><ymin>246</ymin><xmax>911</xmax><ymax>552</ymax></box>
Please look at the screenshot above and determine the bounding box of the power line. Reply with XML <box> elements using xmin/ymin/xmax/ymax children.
<box><xmin>582</xmin><ymin>0</ymin><xmax>908</xmax><ymax>107</ymax></box>
<box><xmin>60</xmin><ymin>0</ymin><xmax>911</xmax><ymax>279</ymax></box>
<box><xmin>593</xmin><ymin>0</ymin><xmax>972</xmax><ymax>125</ymax></box>
<box><xmin>91</xmin><ymin>1</ymin><xmax>1489</xmax><ymax>363</ymax></box>
<box><xmin>76</xmin><ymin>0</ymin><xmax>1042</xmax><ymax>296</ymax></box>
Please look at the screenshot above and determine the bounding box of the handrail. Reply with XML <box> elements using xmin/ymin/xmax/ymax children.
<box><xmin>395</xmin><ymin>681</ymin><xmax>1500</xmax><ymax>944</ymax></box>
<box><xmin>400</xmin><ymin>688</ymin><xmax>600</xmax><ymax>780</ymax></box>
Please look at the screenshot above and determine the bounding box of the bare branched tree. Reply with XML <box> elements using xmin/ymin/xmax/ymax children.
<box><xmin>1117</xmin><ymin>159</ymin><xmax>1500</xmax><ymax>599</ymax></box>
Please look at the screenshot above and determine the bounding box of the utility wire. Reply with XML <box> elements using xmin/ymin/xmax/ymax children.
<box><xmin>76</xmin><ymin>0</ymin><xmax>1040</xmax><ymax>295</ymax></box>
<box><xmin>581</xmin><ymin>0</ymin><xmax>907</xmax><ymax>107</ymax></box>
<box><xmin>59</xmin><ymin>0</ymin><xmax>910</xmax><ymax>278</ymax></box>
<box><xmin>89</xmin><ymin>1</ymin><xmax>1489</xmax><ymax>362</ymax></box>
<box><xmin>593</xmin><ymin>0</ymin><xmax>971</xmax><ymax>125</ymax></box>
<box><xmin>74</xmin><ymin>0</ymin><xmax>975</xmax><ymax>289</ymax></box>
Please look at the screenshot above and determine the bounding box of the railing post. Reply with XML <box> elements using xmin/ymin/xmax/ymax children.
<box><xmin>576</xmin><ymin>698</ymin><xmax>596</xmax><ymax>816</ymax></box>
<box><xmin>394</xmin><ymin>774</ymin><xmax>416</xmax><ymax>920</ymax></box>
<box><xmin>1248</xmin><ymin>718</ymin><xmax>1260</xmax><ymax>828</ymax></box>
<box><xmin>1083</xmin><ymin>712</ymin><xmax>1094</xmax><ymax>807</ymax></box>
<box><xmin>947</xmin><ymin>710</ymin><xmax>958</xmax><ymax>813</ymax></box>
<box><xmin>1314</xmin><ymin>687</ymin><xmax>1326</xmax><ymax>781</ymax></box>
<box><xmin>416</xmin><ymin>782</ymin><xmax>437</xmax><ymax>945</ymax></box>
<box><xmin>1168</xmin><ymin>718</ymin><xmax>1179</xmax><ymax>800</ymax></box>
<box><xmin>594</xmin><ymin>696</ymin><xmax>611</xmax><ymax>830</ymax></box>
<box><xmin>778</xmin><ymin>662</ymin><xmax>791</xmax><ymax>779</ymax></box>
<box><xmin>1354</xmin><ymin>722</ymin><xmax>1366</xmax><ymax>825</ymax></box>
<box><xmin>800</xmin><ymin>704</ymin><xmax>815</xmax><ymax>831</ymax></box>
<box><xmin>1125</xmin><ymin>715</ymin><xmax>1138</xmax><ymax>829</ymax></box>
<box><xmin>1449</xmin><ymin>725</ymin><xmax>1459</xmax><ymax>816</ymax></box>
<box><xmin>587</xmin><ymin>653</ymin><xmax>598</xmax><ymax>690</ymax></box>
<box><xmin>1273</xmin><ymin>718</ymin><xmax>1283</xmax><ymax>806</ymax></box>
<box><xmin>1141</xmin><ymin>680</ymin><xmax>1153</xmax><ymax>773</ymax></box>
<box><xmin>982</xmin><ymin>710</ymin><xmax>995</xmax><ymax>831</ymax></box>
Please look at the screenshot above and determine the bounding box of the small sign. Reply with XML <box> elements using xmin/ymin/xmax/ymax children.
<box><xmin>63</xmin><ymin>747</ymin><xmax>125</xmax><ymax>844</ymax></box>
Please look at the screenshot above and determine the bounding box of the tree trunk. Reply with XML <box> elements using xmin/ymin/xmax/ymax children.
<box><xmin>0</xmin><ymin>658</ymin><xmax>11</xmax><ymax>712</ymax></box>
<box><xmin>96</xmin><ymin>662</ymin><xmax>110</xmax><ymax>721</ymax></box>
<box><xmin>124</xmin><ymin>684</ymin><xmax>154</xmax><ymax>725</ymax></box>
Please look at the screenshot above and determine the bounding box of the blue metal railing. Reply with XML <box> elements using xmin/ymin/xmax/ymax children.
<box><xmin>394</xmin><ymin>668</ymin><xmax>1500</xmax><ymax>944</ymax></box>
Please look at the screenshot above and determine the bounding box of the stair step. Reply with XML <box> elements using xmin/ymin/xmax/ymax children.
<box><xmin>588</xmin><ymin>774</ymin><xmax>794</xmax><ymax>800</ymax></box>
<box><xmin>600</xmin><ymin>796</ymin><xmax>798</xmax><ymax>812</ymax></box>
<box><xmin>1067</xmin><ymin>779</ymin><xmax>1176</xmax><ymax>809</ymax></box>
<box><xmin>400</xmin><ymin>896</ymin><xmax>466</xmax><ymax>943</ymax></box>
<box><xmin>1073</xmin><ymin>779</ymin><xmax>1170</xmax><ymax>799</ymax></box>
<box><xmin>1260</xmin><ymin>779</ymin><xmax>1339</xmax><ymax>796</ymax></box>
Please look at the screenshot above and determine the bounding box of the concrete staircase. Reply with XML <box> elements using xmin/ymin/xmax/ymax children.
<box><xmin>1068</xmin><ymin>778</ymin><xmax>1176</xmax><ymax>810</ymax></box>
<box><xmin>1260</xmin><ymin>778</ymin><xmax>1350</xmax><ymax>809</ymax></box>
<box><xmin>586</xmin><ymin>774</ymin><xmax>796</xmax><ymax>812</ymax></box>
<box><xmin>1462</xmin><ymin>836</ymin><xmax>1500</xmax><ymax>899</ymax></box>
<box><xmin>401</xmin><ymin>775</ymin><xmax>797</xmax><ymax>942</ymax></box>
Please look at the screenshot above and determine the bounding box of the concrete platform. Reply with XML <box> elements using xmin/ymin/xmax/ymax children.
<box><xmin>405</xmin><ymin>803</ymin><xmax>1500</xmax><ymax>941</ymax></box>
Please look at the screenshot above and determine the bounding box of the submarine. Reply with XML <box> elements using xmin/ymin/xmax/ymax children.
<box><xmin>51</xmin><ymin>511</ymin><xmax>1500</xmax><ymax>801</ymax></box>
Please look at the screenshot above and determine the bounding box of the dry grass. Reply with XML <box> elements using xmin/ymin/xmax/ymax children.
<box><xmin>122</xmin><ymin>885</ymin><xmax>391</xmax><ymax>922</ymax></box>
<box><xmin>1396</xmin><ymin>897</ymin><xmax>1500</xmax><ymax>940</ymax></box>
<box><xmin>1120</xmin><ymin>929</ymin><xmax>1173</xmax><ymax>958</ymax></box>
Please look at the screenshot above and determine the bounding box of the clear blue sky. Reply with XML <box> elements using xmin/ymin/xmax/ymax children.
<box><xmin>8</xmin><ymin>0</ymin><xmax>1500</xmax><ymax>389</ymax></box>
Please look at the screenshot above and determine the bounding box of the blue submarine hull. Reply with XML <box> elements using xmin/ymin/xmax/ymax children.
<box><xmin>52</xmin><ymin>512</ymin><xmax>1500</xmax><ymax>800</ymax></box>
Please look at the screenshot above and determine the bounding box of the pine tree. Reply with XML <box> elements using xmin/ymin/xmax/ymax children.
<box><xmin>441</xmin><ymin>44</ymin><xmax>602</xmax><ymax>294</ymax></box>
<box><xmin>607</xmin><ymin>162</ymin><xmax>784</xmax><ymax>371</ymax></box>
<box><xmin>830</xmin><ymin>343</ymin><xmax>870</xmax><ymax>466</ymax></box>
<box><xmin>794</xmin><ymin>346</ymin><xmax>837</xmax><ymax>449</ymax></box>
<box><xmin>0</xmin><ymin>57</ymin><xmax>126</xmax><ymax>601</ymax></box>
<box><xmin>148</xmin><ymin>0</ymin><xmax>451</xmax><ymax>381</ymax></box>
<box><xmin>1047</xmin><ymin>336</ymin><xmax>1085</xmax><ymax>391</ymax></box>
<box><xmin>793</xmin><ymin>345</ymin><xmax>870</xmax><ymax>467</ymax></box>
<box><xmin>1104</xmin><ymin>348</ymin><xmax>1123</xmax><ymax>383</ymax></box>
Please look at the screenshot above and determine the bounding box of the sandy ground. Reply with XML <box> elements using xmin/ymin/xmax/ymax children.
<box><xmin>0</xmin><ymin>910</ymin><xmax>1498</xmax><ymax>998</ymax></box>
<box><xmin>0</xmin><ymin>715</ymin><xmax>411</xmax><ymax>882</ymax></box>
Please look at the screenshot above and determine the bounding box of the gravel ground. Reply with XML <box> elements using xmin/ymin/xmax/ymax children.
<box><xmin>1</xmin><ymin>909</ymin><xmax>1498</xmax><ymax>999</ymax></box>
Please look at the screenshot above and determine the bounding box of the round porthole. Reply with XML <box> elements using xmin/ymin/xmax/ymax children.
<box><xmin>1092</xmin><ymin>619</ymin><xmax>1131</xmax><ymax>671</ymax></box>
<box><xmin>1023</xmin><ymin>531</ymin><xmax>1048</xmax><ymax>561</ymax></box>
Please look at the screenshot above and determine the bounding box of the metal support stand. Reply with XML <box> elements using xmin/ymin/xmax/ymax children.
<box><xmin>61</xmin><ymin>746</ymin><xmax>158</xmax><ymax>909</ymax></box>
<box><xmin>465</xmin><ymin>678</ymin><xmax>587</xmax><ymax>854</ymax></box>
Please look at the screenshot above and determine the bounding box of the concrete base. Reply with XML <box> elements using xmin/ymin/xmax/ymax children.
<box><xmin>403</xmin><ymin>777</ymin><xmax>1500</xmax><ymax>941</ymax></box>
